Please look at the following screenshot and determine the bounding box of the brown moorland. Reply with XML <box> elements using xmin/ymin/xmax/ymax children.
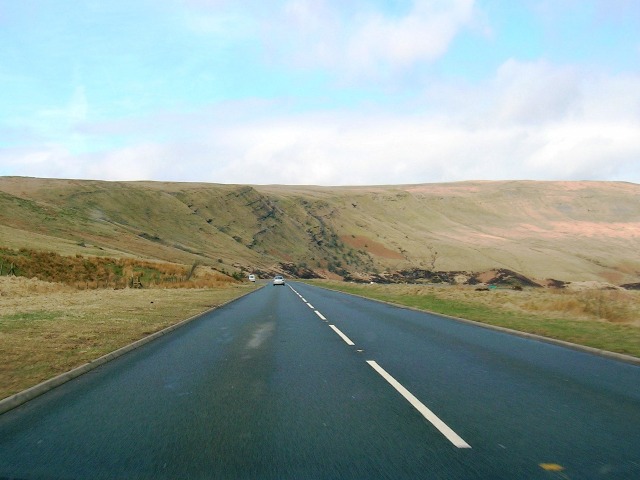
<box><xmin>1</xmin><ymin>177</ymin><xmax>639</xmax><ymax>283</ymax></box>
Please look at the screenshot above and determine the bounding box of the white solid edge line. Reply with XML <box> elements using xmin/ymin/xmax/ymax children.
<box><xmin>315</xmin><ymin>311</ymin><xmax>327</xmax><ymax>321</ymax></box>
<box><xmin>366</xmin><ymin>360</ymin><xmax>471</xmax><ymax>449</ymax></box>
<box><xmin>329</xmin><ymin>325</ymin><xmax>355</xmax><ymax>346</ymax></box>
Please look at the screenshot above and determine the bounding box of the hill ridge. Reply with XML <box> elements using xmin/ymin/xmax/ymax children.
<box><xmin>1</xmin><ymin>176</ymin><xmax>639</xmax><ymax>284</ymax></box>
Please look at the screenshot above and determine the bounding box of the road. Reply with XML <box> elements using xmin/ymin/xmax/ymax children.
<box><xmin>1</xmin><ymin>281</ymin><xmax>639</xmax><ymax>479</ymax></box>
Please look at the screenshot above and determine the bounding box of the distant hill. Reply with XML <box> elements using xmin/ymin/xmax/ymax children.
<box><xmin>1</xmin><ymin>177</ymin><xmax>639</xmax><ymax>285</ymax></box>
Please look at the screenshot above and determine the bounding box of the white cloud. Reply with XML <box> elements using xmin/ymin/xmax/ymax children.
<box><xmin>0</xmin><ymin>143</ymin><xmax>182</xmax><ymax>181</ymax></box>
<box><xmin>83</xmin><ymin>144</ymin><xmax>172</xmax><ymax>181</ymax></box>
<box><xmin>263</xmin><ymin>0</ymin><xmax>479</xmax><ymax>78</ymax></box>
<box><xmin>523</xmin><ymin>122</ymin><xmax>640</xmax><ymax>179</ymax></box>
<box><xmin>172</xmin><ymin>91</ymin><xmax>639</xmax><ymax>185</ymax></box>
<box><xmin>0</xmin><ymin>145</ymin><xmax>83</xmax><ymax>179</ymax></box>
<box><xmin>493</xmin><ymin>59</ymin><xmax>582</xmax><ymax>125</ymax></box>
<box><xmin>3</xmin><ymin>60</ymin><xmax>639</xmax><ymax>185</ymax></box>
<box><xmin>193</xmin><ymin>61</ymin><xmax>640</xmax><ymax>184</ymax></box>
<box><xmin>346</xmin><ymin>0</ymin><xmax>476</xmax><ymax>70</ymax></box>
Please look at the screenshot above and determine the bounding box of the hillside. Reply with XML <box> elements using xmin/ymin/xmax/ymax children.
<box><xmin>1</xmin><ymin>177</ymin><xmax>639</xmax><ymax>285</ymax></box>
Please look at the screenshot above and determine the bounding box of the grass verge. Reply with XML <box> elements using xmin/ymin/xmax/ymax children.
<box><xmin>0</xmin><ymin>278</ymin><xmax>256</xmax><ymax>399</ymax></box>
<box><xmin>309</xmin><ymin>281</ymin><xmax>640</xmax><ymax>359</ymax></box>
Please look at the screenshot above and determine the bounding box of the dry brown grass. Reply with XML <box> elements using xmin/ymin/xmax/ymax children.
<box><xmin>518</xmin><ymin>289</ymin><xmax>640</xmax><ymax>325</ymax></box>
<box><xmin>397</xmin><ymin>284</ymin><xmax>639</xmax><ymax>325</ymax></box>
<box><xmin>0</xmin><ymin>276</ymin><xmax>257</xmax><ymax>399</ymax></box>
<box><xmin>416</xmin><ymin>285</ymin><xmax>640</xmax><ymax>326</ymax></box>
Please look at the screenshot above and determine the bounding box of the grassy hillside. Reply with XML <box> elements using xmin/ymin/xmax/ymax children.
<box><xmin>1</xmin><ymin>177</ymin><xmax>639</xmax><ymax>284</ymax></box>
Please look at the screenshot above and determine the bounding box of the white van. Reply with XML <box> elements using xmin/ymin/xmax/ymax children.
<box><xmin>248</xmin><ymin>274</ymin><xmax>256</xmax><ymax>282</ymax></box>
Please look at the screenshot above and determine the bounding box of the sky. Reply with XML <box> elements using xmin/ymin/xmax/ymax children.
<box><xmin>1</xmin><ymin>0</ymin><xmax>639</xmax><ymax>186</ymax></box>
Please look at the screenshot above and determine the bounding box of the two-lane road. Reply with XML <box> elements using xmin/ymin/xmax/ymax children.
<box><xmin>1</xmin><ymin>282</ymin><xmax>639</xmax><ymax>479</ymax></box>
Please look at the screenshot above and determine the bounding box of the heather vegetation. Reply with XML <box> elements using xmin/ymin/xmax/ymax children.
<box><xmin>0</xmin><ymin>248</ymin><xmax>237</xmax><ymax>289</ymax></box>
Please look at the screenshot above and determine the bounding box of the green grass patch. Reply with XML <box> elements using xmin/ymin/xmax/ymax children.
<box><xmin>1</xmin><ymin>310</ymin><xmax>62</xmax><ymax>325</ymax></box>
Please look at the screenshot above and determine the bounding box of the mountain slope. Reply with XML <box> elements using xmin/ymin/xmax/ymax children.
<box><xmin>1</xmin><ymin>177</ymin><xmax>638</xmax><ymax>283</ymax></box>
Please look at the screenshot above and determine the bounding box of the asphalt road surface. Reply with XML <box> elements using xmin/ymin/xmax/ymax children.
<box><xmin>1</xmin><ymin>281</ymin><xmax>639</xmax><ymax>479</ymax></box>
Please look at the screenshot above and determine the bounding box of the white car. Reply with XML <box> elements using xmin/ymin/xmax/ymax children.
<box><xmin>248</xmin><ymin>274</ymin><xmax>256</xmax><ymax>282</ymax></box>
<box><xmin>273</xmin><ymin>275</ymin><xmax>285</xmax><ymax>286</ymax></box>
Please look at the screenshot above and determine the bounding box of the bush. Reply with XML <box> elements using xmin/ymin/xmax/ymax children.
<box><xmin>0</xmin><ymin>248</ymin><xmax>238</xmax><ymax>289</ymax></box>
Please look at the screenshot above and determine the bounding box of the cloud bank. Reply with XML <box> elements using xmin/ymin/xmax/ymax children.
<box><xmin>1</xmin><ymin>0</ymin><xmax>639</xmax><ymax>185</ymax></box>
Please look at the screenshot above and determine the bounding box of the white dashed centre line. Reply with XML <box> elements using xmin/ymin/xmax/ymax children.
<box><xmin>329</xmin><ymin>325</ymin><xmax>355</xmax><ymax>346</ymax></box>
<box><xmin>366</xmin><ymin>360</ymin><xmax>471</xmax><ymax>449</ymax></box>
<box><xmin>288</xmin><ymin>285</ymin><xmax>469</xmax><ymax>449</ymax></box>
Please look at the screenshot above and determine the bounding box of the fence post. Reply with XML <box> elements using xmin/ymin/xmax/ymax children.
<box><xmin>130</xmin><ymin>275</ymin><xmax>143</xmax><ymax>288</ymax></box>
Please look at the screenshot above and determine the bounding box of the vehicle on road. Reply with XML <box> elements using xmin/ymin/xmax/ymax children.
<box><xmin>248</xmin><ymin>274</ymin><xmax>256</xmax><ymax>282</ymax></box>
<box><xmin>273</xmin><ymin>275</ymin><xmax>285</xmax><ymax>286</ymax></box>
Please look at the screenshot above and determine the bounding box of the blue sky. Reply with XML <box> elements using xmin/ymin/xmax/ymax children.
<box><xmin>1</xmin><ymin>0</ymin><xmax>639</xmax><ymax>185</ymax></box>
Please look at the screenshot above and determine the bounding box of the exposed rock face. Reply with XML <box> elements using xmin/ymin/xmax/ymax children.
<box><xmin>278</xmin><ymin>262</ymin><xmax>323</xmax><ymax>279</ymax></box>
<box><xmin>339</xmin><ymin>268</ymin><xmax>543</xmax><ymax>287</ymax></box>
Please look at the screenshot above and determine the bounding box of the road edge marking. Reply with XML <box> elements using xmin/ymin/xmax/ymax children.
<box><xmin>0</xmin><ymin>286</ymin><xmax>264</xmax><ymax>416</ymax></box>
<box><xmin>366</xmin><ymin>360</ymin><xmax>471</xmax><ymax>449</ymax></box>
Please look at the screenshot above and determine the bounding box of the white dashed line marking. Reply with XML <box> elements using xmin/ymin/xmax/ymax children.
<box><xmin>286</xmin><ymin>284</ymin><xmax>469</xmax><ymax>449</ymax></box>
<box><xmin>329</xmin><ymin>325</ymin><xmax>355</xmax><ymax>346</ymax></box>
<box><xmin>366</xmin><ymin>361</ymin><xmax>471</xmax><ymax>449</ymax></box>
